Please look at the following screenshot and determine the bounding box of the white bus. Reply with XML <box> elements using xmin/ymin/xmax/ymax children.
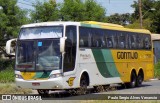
<box><xmin>6</xmin><ymin>21</ymin><xmax>154</xmax><ymax>95</ymax></box>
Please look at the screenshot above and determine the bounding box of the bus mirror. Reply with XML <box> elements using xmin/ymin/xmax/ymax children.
<box><xmin>60</xmin><ymin>37</ymin><xmax>67</xmax><ymax>53</ymax></box>
<box><xmin>6</xmin><ymin>38</ymin><xmax>17</xmax><ymax>56</ymax></box>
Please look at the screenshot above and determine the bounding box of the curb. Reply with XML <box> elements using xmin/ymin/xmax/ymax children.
<box><xmin>149</xmin><ymin>78</ymin><xmax>159</xmax><ymax>81</ymax></box>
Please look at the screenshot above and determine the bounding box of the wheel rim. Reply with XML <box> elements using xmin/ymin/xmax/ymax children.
<box><xmin>77</xmin><ymin>76</ymin><xmax>87</xmax><ymax>95</ymax></box>
<box><xmin>80</xmin><ymin>79</ymin><xmax>87</xmax><ymax>94</ymax></box>
<box><xmin>131</xmin><ymin>73</ymin><xmax>136</xmax><ymax>87</ymax></box>
<box><xmin>38</xmin><ymin>90</ymin><xmax>49</xmax><ymax>94</ymax></box>
<box><xmin>137</xmin><ymin>75</ymin><xmax>143</xmax><ymax>86</ymax></box>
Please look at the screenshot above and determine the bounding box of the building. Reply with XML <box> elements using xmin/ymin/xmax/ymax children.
<box><xmin>151</xmin><ymin>34</ymin><xmax>160</xmax><ymax>64</ymax></box>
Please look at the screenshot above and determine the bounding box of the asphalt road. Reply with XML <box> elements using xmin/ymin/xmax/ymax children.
<box><xmin>0</xmin><ymin>80</ymin><xmax>159</xmax><ymax>103</ymax></box>
<box><xmin>32</xmin><ymin>79</ymin><xmax>160</xmax><ymax>100</ymax></box>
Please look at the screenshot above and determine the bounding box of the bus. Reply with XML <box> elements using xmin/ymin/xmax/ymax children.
<box><xmin>6</xmin><ymin>21</ymin><xmax>154</xmax><ymax>95</ymax></box>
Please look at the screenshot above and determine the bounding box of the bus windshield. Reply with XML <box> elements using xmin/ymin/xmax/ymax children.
<box><xmin>19</xmin><ymin>26</ymin><xmax>63</xmax><ymax>39</ymax></box>
<box><xmin>16</xmin><ymin>39</ymin><xmax>61</xmax><ymax>72</ymax></box>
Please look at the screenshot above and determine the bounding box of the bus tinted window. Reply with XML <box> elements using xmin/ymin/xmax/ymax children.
<box><xmin>137</xmin><ymin>34</ymin><xmax>144</xmax><ymax>49</ymax></box>
<box><xmin>79</xmin><ymin>26</ymin><xmax>151</xmax><ymax>50</ymax></box>
<box><xmin>117</xmin><ymin>32</ymin><xmax>126</xmax><ymax>49</ymax></box>
<box><xmin>144</xmin><ymin>35</ymin><xmax>151</xmax><ymax>49</ymax></box>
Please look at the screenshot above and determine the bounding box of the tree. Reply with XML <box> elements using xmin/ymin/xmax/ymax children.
<box><xmin>60</xmin><ymin>0</ymin><xmax>106</xmax><ymax>21</ymax></box>
<box><xmin>151</xmin><ymin>1</ymin><xmax>160</xmax><ymax>33</ymax></box>
<box><xmin>126</xmin><ymin>0</ymin><xmax>155</xmax><ymax>31</ymax></box>
<box><xmin>131</xmin><ymin>0</ymin><xmax>155</xmax><ymax>20</ymax></box>
<box><xmin>60</xmin><ymin>0</ymin><xmax>85</xmax><ymax>21</ymax></box>
<box><xmin>0</xmin><ymin>0</ymin><xmax>29</xmax><ymax>45</ymax></box>
<box><xmin>83</xmin><ymin>0</ymin><xmax>106</xmax><ymax>21</ymax></box>
<box><xmin>107</xmin><ymin>13</ymin><xmax>132</xmax><ymax>26</ymax></box>
<box><xmin>30</xmin><ymin>0</ymin><xmax>59</xmax><ymax>22</ymax></box>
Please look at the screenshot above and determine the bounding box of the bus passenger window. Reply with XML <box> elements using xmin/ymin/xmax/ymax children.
<box><xmin>118</xmin><ymin>34</ymin><xmax>125</xmax><ymax>49</ymax></box>
<box><xmin>144</xmin><ymin>36</ymin><xmax>151</xmax><ymax>49</ymax></box>
<box><xmin>131</xmin><ymin>35</ymin><xmax>137</xmax><ymax>49</ymax></box>
<box><xmin>79</xmin><ymin>39</ymin><xmax>84</xmax><ymax>47</ymax></box>
<box><xmin>95</xmin><ymin>40</ymin><xmax>99</xmax><ymax>47</ymax></box>
<box><xmin>128</xmin><ymin>36</ymin><xmax>132</xmax><ymax>49</ymax></box>
<box><xmin>101</xmin><ymin>39</ymin><xmax>105</xmax><ymax>47</ymax></box>
<box><xmin>88</xmin><ymin>33</ymin><xmax>92</xmax><ymax>47</ymax></box>
<box><xmin>120</xmin><ymin>42</ymin><xmax>124</xmax><ymax>48</ymax></box>
<box><xmin>132</xmin><ymin>42</ymin><xmax>136</xmax><ymax>48</ymax></box>
<box><xmin>137</xmin><ymin>35</ymin><xmax>144</xmax><ymax>49</ymax></box>
<box><xmin>107</xmin><ymin>38</ymin><xmax>113</xmax><ymax>48</ymax></box>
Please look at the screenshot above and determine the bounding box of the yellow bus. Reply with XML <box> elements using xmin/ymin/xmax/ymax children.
<box><xmin>6</xmin><ymin>21</ymin><xmax>154</xmax><ymax>95</ymax></box>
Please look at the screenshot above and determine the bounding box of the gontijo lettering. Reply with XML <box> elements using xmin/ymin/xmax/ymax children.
<box><xmin>117</xmin><ymin>52</ymin><xmax>138</xmax><ymax>59</ymax></box>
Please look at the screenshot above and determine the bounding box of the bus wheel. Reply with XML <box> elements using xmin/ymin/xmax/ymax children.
<box><xmin>127</xmin><ymin>71</ymin><xmax>137</xmax><ymax>88</ymax></box>
<box><xmin>37</xmin><ymin>89</ymin><xmax>49</xmax><ymax>96</ymax></box>
<box><xmin>136</xmin><ymin>73</ymin><xmax>143</xmax><ymax>87</ymax></box>
<box><xmin>77</xmin><ymin>75</ymin><xmax>87</xmax><ymax>95</ymax></box>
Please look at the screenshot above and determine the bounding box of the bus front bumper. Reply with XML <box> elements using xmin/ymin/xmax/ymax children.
<box><xmin>15</xmin><ymin>77</ymin><xmax>64</xmax><ymax>90</ymax></box>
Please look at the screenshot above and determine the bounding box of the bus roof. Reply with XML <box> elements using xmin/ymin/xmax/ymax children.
<box><xmin>81</xmin><ymin>21</ymin><xmax>151</xmax><ymax>34</ymax></box>
<box><xmin>21</xmin><ymin>21</ymin><xmax>80</xmax><ymax>28</ymax></box>
<box><xmin>21</xmin><ymin>21</ymin><xmax>151</xmax><ymax>34</ymax></box>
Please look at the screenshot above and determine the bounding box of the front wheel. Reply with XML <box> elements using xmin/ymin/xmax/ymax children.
<box><xmin>76</xmin><ymin>75</ymin><xmax>88</xmax><ymax>95</ymax></box>
<box><xmin>37</xmin><ymin>89</ymin><xmax>49</xmax><ymax>96</ymax></box>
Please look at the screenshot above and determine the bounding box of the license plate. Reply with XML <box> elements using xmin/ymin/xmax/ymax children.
<box><xmin>32</xmin><ymin>83</ymin><xmax>40</xmax><ymax>86</ymax></box>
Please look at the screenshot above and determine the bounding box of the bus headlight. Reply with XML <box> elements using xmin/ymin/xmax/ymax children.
<box><xmin>49</xmin><ymin>73</ymin><xmax>62</xmax><ymax>78</ymax></box>
<box><xmin>15</xmin><ymin>74</ymin><xmax>23</xmax><ymax>79</ymax></box>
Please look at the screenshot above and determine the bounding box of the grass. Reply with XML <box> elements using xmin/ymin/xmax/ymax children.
<box><xmin>0</xmin><ymin>67</ymin><xmax>15</xmax><ymax>83</ymax></box>
<box><xmin>0</xmin><ymin>60</ymin><xmax>32</xmax><ymax>94</ymax></box>
<box><xmin>0</xmin><ymin>83</ymin><xmax>32</xmax><ymax>94</ymax></box>
<box><xmin>154</xmin><ymin>61</ymin><xmax>160</xmax><ymax>79</ymax></box>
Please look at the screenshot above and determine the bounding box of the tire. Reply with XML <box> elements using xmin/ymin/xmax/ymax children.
<box><xmin>37</xmin><ymin>89</ymin><xmax>49</xmax><ymax>96</ymax></box>
<box><xmin>136</xmin><ymin>73</ymin><xmax>143</xmax><ymax>87</ymax></box>
<box><xmin>77</xmin><ymin>75</ymin><xmax>88</xmax><ymax>95</ymax></box>
<box><xmin>127</xmin><ymin>72</ymin><xmax>137</xmax><ymax>88</ymax></box>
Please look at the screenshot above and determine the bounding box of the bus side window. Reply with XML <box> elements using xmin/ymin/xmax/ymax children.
<box><xmin>88</xmin><ymin>32</ymin><xmax>92</xmax><ymax>47</ymax></box>
<box><xmin>92</xmin><ymin>32</ymin><xmax>97</xmax><ymax>47</ymax></box>
<box><xmin>137</xmin><ymin>34</ymin><xmax>144</xmax><ymax>49</ymax></box>
<box><xmin>107</xmin><ymin>37</ymin><xmax>113</xmax><ymax>48</ymax></box>
<box><xmin>144</xmin><ymin>35</ymin><xmax>151</xmax><ymax>49</ymax></box>
<box><xmin>79</xmin><ymin>38</ymin><xmax>84</xmax><ymax>47</ymax></box>
<box><xmin>131</xmin><ymin>34</ymin><xmax>137</xmax><ymax>49</ymax></box>
<box><xmin>101</xmin><ymin>35</ymin><xmax>106</xmax><ymax>47</ymax></box>
<box><xmin>128</xmin><ymin>35</ymin><xmax>132</xmax><ymax>49</ymax></box>
<box><xmin>118</xmin><ymin>33</ymin><xmax>125</xmax><ymax>49</ymax></box>
<box><xmin>112</xmin><ymin>34</ymin><xmax>118</xmax><ymax>48</ymax></box>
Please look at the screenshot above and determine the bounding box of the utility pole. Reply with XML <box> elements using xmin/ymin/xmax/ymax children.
<box><xmin>138</xmin><ymin>0</ymin><xmax>143</xmax><ymax>28</ymax></box>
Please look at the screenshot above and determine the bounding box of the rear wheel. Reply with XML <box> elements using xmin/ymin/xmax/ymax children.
<box><xmin>136</xmin><ymin>73</ymin><xmax>143</xmax><ymax>87</ymax></box>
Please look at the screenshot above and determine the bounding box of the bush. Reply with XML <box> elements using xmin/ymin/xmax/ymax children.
<box><xmin>0</xmin><ymin>59</ymin><xmax>15</xmax><ymax>83</ymax></box>
<box><xmin>0</xmin><ymin>59</ymin><xmax>15</xmax><ymax>71</ymax></box>
<box><xmin>154</xmin><ymin>61</ymin><xmax>160</xmax><ymax>78</ymax></box>
<box><xmin>0</xmin><ymin>66</ymin><xmax>15</xmax><ymax>83</ymax></box>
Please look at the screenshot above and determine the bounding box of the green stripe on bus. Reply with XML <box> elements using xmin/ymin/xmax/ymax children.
<box><xmin>33</xmin><ymin>72</ymin><xmax>51</xmax><ymax>79</ymax></box>
<box><xmin>92</xmin><ymin>49</ymin><xmax>120</xmax><ymax>78</ymax></box>
<box><xmin>81</xmin><ymin>23</ymin><xmax>101</xmax><ymax>28</ymax></box>
<box><xmin>81</xmin><ymin>23</ymin><xmax>92</xmax><ymax>27</ymax></box>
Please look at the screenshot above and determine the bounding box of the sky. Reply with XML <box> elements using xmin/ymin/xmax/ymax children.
<box><xmin>17</xmin><ymin>0</ymin><xmax>137</xmax><ymax>16</ymax></box>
